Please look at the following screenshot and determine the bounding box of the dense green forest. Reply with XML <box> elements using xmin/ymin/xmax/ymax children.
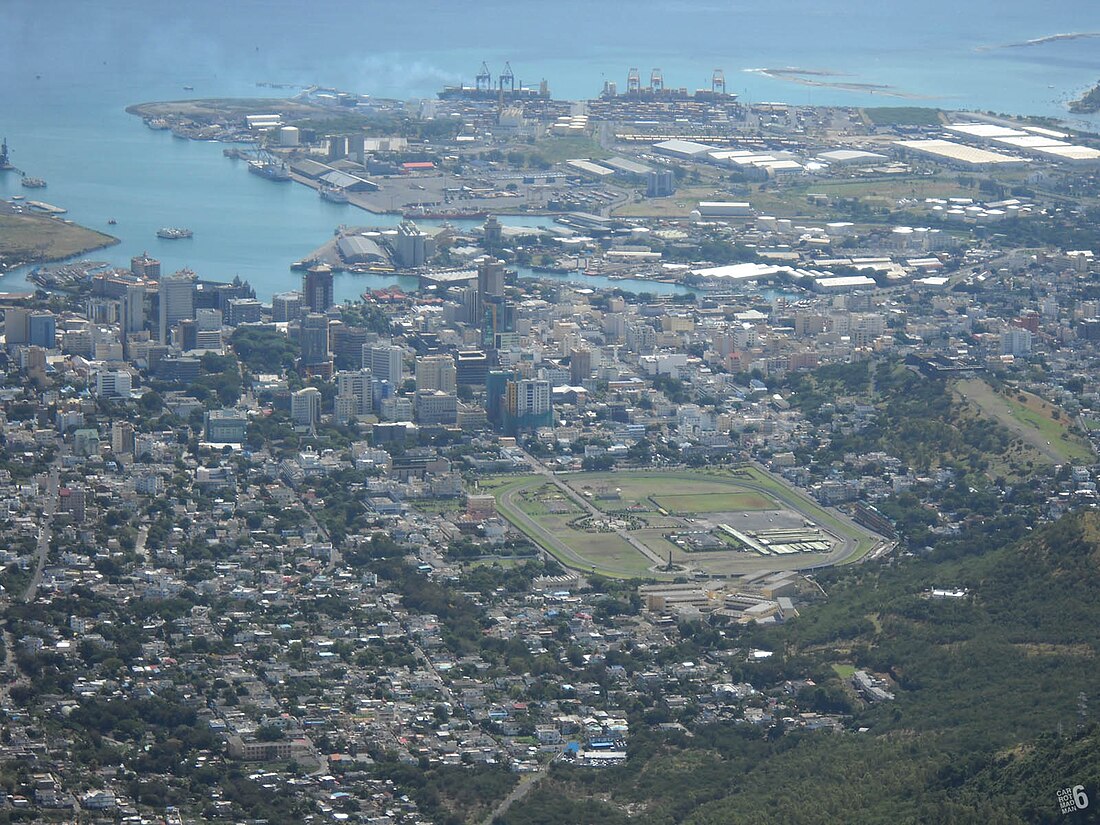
<box><xmin>496</xmin><ymin>511</ymin><xmax>1100</xmax><ymax>824</ymax></box>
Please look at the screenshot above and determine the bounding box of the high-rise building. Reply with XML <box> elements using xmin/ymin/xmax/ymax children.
<box><xmin>570</xmin><ymin>348</ymin><xmax>592</xmax><ymax>386</ymax></box>
<box><xmin>415</xmin><ymin>354</ymin><xmax>457</xmax><ymax>394</ymax></box>
<box><xmin>28</xmin><ymin>313</ymin><xmax>56</xmax><ymax>349</ymax></box>
<box><xmin>481</xmin><ymin>297</ymin><xmax>514</xmax><ymax>349</ymax></box>
<box><xmin>482</xmin><ymin>216</ymin><xmax>503</xmax><ymax>248</ymax></box>
<box><xmin>499</xmin><ymin>377</ymin><xmax>551</xmax><ymax>433</ymax></box>
<box><xmin>367</xmin><ymin>344</ymin><xmax>404</xmax><ymax>385</ymax></box>
<box><xmin>273</xmin><ymin>291</ymin><xmax>303</xmax><ymax>323</ymax></box>
<box><xmin>456</xmin><ymin>350</ymin><xmax>489</xmax><ymax>387</ymax></box>
<box><xmin>225</xmin><ymin>298</ymin><xmax>262</xmax><ymax>326</ymax></box>
<box><xmin>415</xmin><ymin>390</ymin><xmax>458</xmax><ymax>425</ymax></box>
<box><xmin>291</xmin><ymin>387</ymin><xmax>322</xmax><ymax>427</ymax></box>
<box><xmin>111</xmin><ymin>421</ymin><xmax>135</xmax><ymax>455</ymax></box>
<box><xmin>477</xmin><ymin>258</ymin><xmax>505</xmax><ymax>319</ymax></box>
<box><xmin>122</xmin><ymin>284</ymin><xmax>146</xmax><ymax>334</ymax></box>
<box><xmin>58</xmin><ymin>486</ymin><xmax>87</xmax><ymax>523</ymax></box>
<box><xmin>1002</xmin><ymin>327</ymin><xmax>1033</xmax><ymax>356</ymax></box>
<box><xmin>4</xmin><ymin>308</ymin><xmax>30</xmax><ymax>347</ymax></box>
<box><xmin>335</xmin><ymin>369</ymin><xmax>374</xmax><ymax>419</ymax></box>
<box><xmin>300</xmin><ymin>313</ymin><xmax>331</xmax><ymax>368</ymax></box>
<box><xmin>302</xmin><ymin>264</ymin><xmax>334</xmax><ymax>314</ymax></box>
<box><xmin>95</xmin><ymin>370</ymin><xmax>132</xmax><ymax>399</ymax></box>
<box><xmin>130</xmin><ymin>252</ymin><xmax>161</xmax><ymax>279</ymax></box>
<box><xmin>330</xmin><ymin>323</ymin><xmax>370</xmax><ymax>369</ymax></box>
<box><xmin>158</xmin><ymin>272</ymin><xmax>195</xmax><ymax>344</ymax></box>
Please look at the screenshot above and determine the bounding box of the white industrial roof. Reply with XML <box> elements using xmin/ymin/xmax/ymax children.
<box><xmin>653</xmin><ymin>139</ymin><xmax>714</xmax><ymax>157</ymax></box>
<box><xmin>817</xmin><ymin>149</ymin><xmax>887</xmax><ymax>162</ymax></box>
<box><xmin>946</xmin><ymin>123</ymin><xmax>1027</xmax><ymax>139</ymax></box>
<box><xmin>566</xmin><ymin>159</ymin><xmax>614</xmax><ymax>176</ymax></box>
<box><xmin>895</xmin><ymin>139</ymin><xmax>1026</xmax><ymax>166</ymax></box>
<box><xmin>690</xmin><ymin>263</ymin><xmax>787</xmax><ymax>280</ymax></box>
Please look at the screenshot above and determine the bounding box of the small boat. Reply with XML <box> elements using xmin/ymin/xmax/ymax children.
<box><xmin>157</xmin><ymin>227</ymin><xmax>193</xmax><ymax>240</ymax></box>
<box><xmin>320</xmin><ymin>186</ymin><xmax>349</xmax><ymax>203</ymax></box>
<box><xmin>183</xmin><ymin>85</ymin><xmax>194</xmax><ymax>91</ymax></box>
<box><xmin>107</xmin><ymin>219</ymin><xmax>117</xmax><ymax>225</ymax></box>
<box><xmin>21</xmin><ymin>177</ymin><xmax>46</xmax><ymax>188</ymax></box>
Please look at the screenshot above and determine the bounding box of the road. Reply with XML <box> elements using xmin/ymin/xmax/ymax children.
<box><xmin>480</xmin><ymin>771</ymin><xmax>543</xmax><ymax>825</ymax></box>
<box><xmin>23</xmin><ymin>466</ymin><xmax>59</xmax><ymax>603</ymax></box>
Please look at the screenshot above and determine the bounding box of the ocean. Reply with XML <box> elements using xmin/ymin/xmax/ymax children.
<box><xmin>1</xmin><ymin>0</ymin><xmax>1099</xmax><ymax>299</ymax></box>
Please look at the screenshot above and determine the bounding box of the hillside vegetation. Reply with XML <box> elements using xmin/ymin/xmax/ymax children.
<box><xmin>498</xmin><ymin>511</ymin><xmax>1100</xmax><ymax>824</ymax></box>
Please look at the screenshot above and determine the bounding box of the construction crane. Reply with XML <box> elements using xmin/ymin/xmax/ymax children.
<box><xmin>712</xmin><ymin>69</ymin><xmax>726</xmax><ymax>95</ymax></box>
<box><xmin>650</xmin><ymin>68</ymin><xmax>664</xmax><ymax>92</ymax></box>
<box><xmin>627</xmin><ymin>67</ymin><xmax>641</xmax><ymax>94</ymax></box>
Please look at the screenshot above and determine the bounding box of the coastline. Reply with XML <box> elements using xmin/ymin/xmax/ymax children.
<box><xmin>0</xmin><ymin>212</ymin><xmax>120</xmax><ymax>275</ymax></box>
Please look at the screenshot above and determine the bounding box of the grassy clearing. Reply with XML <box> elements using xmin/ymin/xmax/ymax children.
<box><xmin>529</xmin><ymin>135</ymin><xmax>611</xmax><ymax>164</ymax></box>
<box><xmin>613</xmin><ymin>186</ymin><xmax>724</xmax><ymax>218</ymax></box>
<box><xmin>0</xmin><ymin>213</ymin><xmax>117</xmax><ymax>266</ymax></box>
<box><xmin>862</xmin><ymin>106</ymin><xmax>944</xmax><ymax>126</ymax></box>
<box><xmin>955</xmin><ymin>379</ymin><xmax>1093</xmax><ymax>465</ymax></box>
<box><xmin>832</xmin><ymin>663</ymin><xmax>857</xmax><ymax>679</ymax></box>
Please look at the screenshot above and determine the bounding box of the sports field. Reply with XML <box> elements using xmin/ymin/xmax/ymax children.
<box><xmin>491</xmin><ymin>466</ymin><xmax>882</xmax><ymax>579</ymax></box>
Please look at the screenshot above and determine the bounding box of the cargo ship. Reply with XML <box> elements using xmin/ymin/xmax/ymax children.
<box><xmin>0</xmin><ymin>138</ymin><xmax>13</xmax><ymax>172</ymax></box>
<box><xmin>248</xmin><ymin>157</ymin><xmax>291</xmax><ymax>181</ymax></box>
<box><xmin>157</xmin><ymin>227</ymin><xmax>193</xmax><ymax>240</ymax></box>
<box><xmin>402</xmin><ymin>208</ymin><xmax>488</xmax><ymax>220</ymax></box>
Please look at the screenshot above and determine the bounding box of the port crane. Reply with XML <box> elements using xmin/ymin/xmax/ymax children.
<box><xmin>0</xmin><ymin>138</ymin><xmax>16</xmax><ymax>173</ymax></box>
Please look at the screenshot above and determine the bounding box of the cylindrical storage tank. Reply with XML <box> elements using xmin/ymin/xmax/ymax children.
<box><xmin>279</xmin><ymin>126</ymin><xmax>300</xmax><ymax>147</ymax></box>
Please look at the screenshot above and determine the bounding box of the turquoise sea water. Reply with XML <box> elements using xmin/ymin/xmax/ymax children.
<box><xmin>1</xmin><ymin>0</ymin><xmax>1099</xmax><ymax>299</ymax></box>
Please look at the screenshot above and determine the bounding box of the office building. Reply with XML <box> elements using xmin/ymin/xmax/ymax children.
<box><xmin>336</xmin><ymin>369</ymin><xmax>374</xmax><ymax>418</ymax></box>
<box><xmin>1002</xmin><ymin>327</ymin><xmax>1033</xmax><ymax>356</ymax></box>
<box><xmin>158</xmin><ymin>272</ymin><xmax>195</xmax><ymax>344</ymax></box>
<box><xmin>367</xmin><ymin>344</ymin><xmax>404</xmax><ymax>385</ymax></box>
<box><xmin>95</xmin><ymin>370</ymin><xmax>132</xmax><ymax>399</ymax></box>
<box><xmin>273</xmin><ymin>291</ymin><xmax>303</xmax><ymax>322</ymax></box>
<box><xmin>4</xmin><ymin>308</ymin><xmax>30</xmax><ymax>347</ymax></box>
<box><xmin>111</xmin><ymin>421</ymin><xmax>135</xmax><ymax>454</ymax></box>
<box><xmin>415</xmin><ymin>390</ymin><xmax>458</xmax><ymax>425</ymax></box>
<box><xmin>570</xmin><ymin>348</ymin><xmax>592</xmax><ymax>386</ymax></box>
<box><xmin>28</xmin><ymin>313</ymin><xmax>56</xmax><ymax>349</ymax></box>
<box><xmin>456</xmin><ymin>350</ymin><xmax>489</xmax><ymax>386</ymax></box>
<box><xmin>505</xmin><ymin>378</ymin><xmax>552</xmax><ymax>433</ymax></box>
<box><xmin>300</xmin><ymin>313</ymin><xmax>332</xmax><ymax>373</ymax></box>
<box><xmin>225</xmin><ymin>298</ymin><xmax>262</xmax><ymax>326</ymax></box>
<box><xmin>58</xmin><ymin>486</ymin><xmax>87</xmax><ymax>523</ymax></box>
<box><xmin>291</xmin><ymin>387</ymin><xmax>322</xmax><ymax>427</ymax></box>
<box><xmin>302</xmin><ymin>264</ymin><xmax>334</xmax><ymax>314</ymax></box>
<box><xmin>330</xmin><ymin>323</ymin><xmax>370</xmax><ymax>369</ymax></box>
<box><xmin>477</xmin><ymin>258</ymin><xmax>506</xmax><ymax>319</ymax></box>
<box><xmin>415</xmin><ymin>354</ymin><xmax>457</xmax><ymax>394</ymax></box>
<box><xmin>204</xmin><ymin>408</ymin><xmax>248</xmax><ymax>443</ymax></box>
<box><xmin>130</xmin><ymin>253</ymin><xmax>161</xmax><ymax>279</ymax></box>
<box><xmin>122</xmin><ymin>284</ymin><xmax>146</xmax><ymax>334</ymax></box>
